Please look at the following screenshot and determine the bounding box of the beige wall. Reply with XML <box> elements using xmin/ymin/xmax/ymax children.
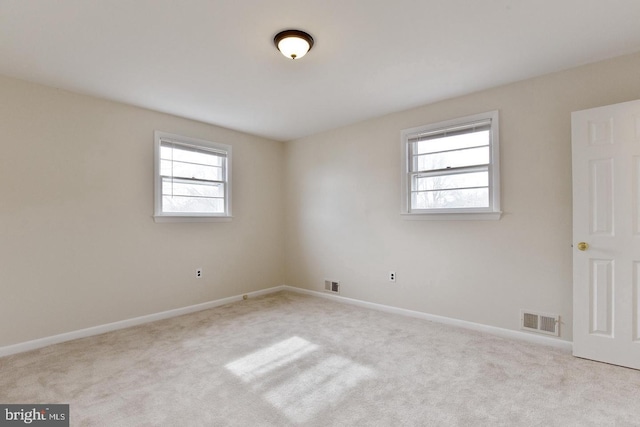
<box><xmin>284</xmin><ymin>52</ymin><xmax>640</xmax><ymax>342</ymax></box>
<box><xmin>0</xmin><ymin>76</ymin><xmax>285</xmax><ymax>347</ymax></box>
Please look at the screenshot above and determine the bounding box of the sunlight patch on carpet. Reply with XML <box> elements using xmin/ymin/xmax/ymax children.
<box><xmin>225</xmin><ymin>336</ymin><xmax>376</xmax><ymax>423</ymax></box>
<box><xmin>225</xmin><ymin>336</ymin><xmax>319</xmax><ymax>382</ymax></box>
<box><xmin>264</xmin><ymin>354</ymin><xmax>375</xmax><ymax>423</ymax></box>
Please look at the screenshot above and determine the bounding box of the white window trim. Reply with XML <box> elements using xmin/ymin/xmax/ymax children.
<box><xmin>400</xmin><ymin>111</ymin><xmax>502</xmax><ymax>220</ymax></box>
<box><xmin>153</xmin><ymin>131</ymin><xmax>232</xmax><ymax>223</ymax></box>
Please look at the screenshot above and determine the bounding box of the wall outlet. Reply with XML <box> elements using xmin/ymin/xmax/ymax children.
<box><xmin>389</xmin><ymin>271</ymin><xmax>396</xmax><ymax>282</ymax></box>
<box><xmin>196</xmin><ymin>268</ymin><xmax>202</xmax><ymax>278</ymax></box>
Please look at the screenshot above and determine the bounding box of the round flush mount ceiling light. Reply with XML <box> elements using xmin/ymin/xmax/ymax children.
<box><xmin>274</xmin><ymin>29</ymin><xmax>314</xmax><ymax>60</ymax></box>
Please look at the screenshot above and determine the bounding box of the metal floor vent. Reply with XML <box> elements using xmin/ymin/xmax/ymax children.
<box><xmin>521</xmin><ymin>310</ymin><xmax>560</xmax><ymax>336</ymax></box>
<box><xmin>324</xmin><ymin>280</ymin><xmax>340</xmax><ymax>294</ymax></box>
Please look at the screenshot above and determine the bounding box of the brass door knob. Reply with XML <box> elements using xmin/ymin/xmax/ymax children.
<box><xmin>577</xmin><ymin>242</ymin><xmax>589</xmax><ymax>251</ymax></box>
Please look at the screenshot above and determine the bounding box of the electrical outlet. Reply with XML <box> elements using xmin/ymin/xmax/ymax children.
<box><xmin>389</xmin><ymin>271</ymin><xmax>396</xmax><ymax>282</ymax></box>
<box><xmin>196</xmin><ymin>268</ymin><xmax>202</xmax><ymax>278</ymax></box>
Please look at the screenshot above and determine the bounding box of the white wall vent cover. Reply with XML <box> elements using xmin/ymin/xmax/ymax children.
<box><xmin>324</xmin><ymin>280</ymin><xmax>340</xmax><ymax>294</ymax></box>
<box><xmin>521</xmin><ymin>310</ymin><xmax>559</xmax><ymax>336</ymax></box>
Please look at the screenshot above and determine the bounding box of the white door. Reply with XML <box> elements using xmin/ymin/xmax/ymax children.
<box><xmin>572</xmin><ymin>99</ymin><xmax>640</xmax><ymax>370</ymax></box>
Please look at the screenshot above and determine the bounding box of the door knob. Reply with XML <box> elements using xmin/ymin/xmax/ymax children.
<box><xmin>577</xmin><ymin>242</ymin><xmax>589</xmax><ymax>251</ymax></box>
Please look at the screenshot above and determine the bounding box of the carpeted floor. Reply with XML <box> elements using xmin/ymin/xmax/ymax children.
<box><xmin>1</xmin><ymin>291</ymin><xmax>639</xmax><ymax>426</ymax></box>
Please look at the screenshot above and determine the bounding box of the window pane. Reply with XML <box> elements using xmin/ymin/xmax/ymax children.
<box><xmin>169</xmin><ymin>161</ymin><xmax>223</xmax><ymax>181</ymax></box>
<box><xmin>162</xmin><ymin>178</ymin><xmax>224</xmax><ymax>198</ymax></box>
<box><xmin>413</xmin><ymin>146</ymin><xmax>489</xmax><ymax>172</ymax></box>
<box><xmin>160</xmin><ymin>145</ymin><xmax>173</xmax><ymax>159</ymax></box>
<box><xmin>413</xmin><ymin>171</ymin><xmax>488</xmax><ymax>191</ymax></box>
<box><xmin>171</xmin><ymin>148</ymin><xmax>223</xmax><ymax>167</ymax></box>
<box><xmin>160</xmin><ymin>159</ymin><xmax>172</xmax><ymax>176</ymax></box>
<box><xmin>412</xmin><ymin>188</ymin><xmax>489</xmax><ymax>209</ymax></box>
<box><xmin>162</xmin><ymin>196</ymin><xmax>225</xmax><ymax>213</ymax></box>
<box><xmin>161</xmin><ymin>145</ymin><xmax>224</xmax><ymax>166</ymax></box>
<box><xmin>414</xmin><ymin>130</ymin><xmax>489</xmax><ymax>154</ymax></box>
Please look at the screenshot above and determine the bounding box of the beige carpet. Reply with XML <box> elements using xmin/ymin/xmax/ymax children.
<box><xmin>1</xmin><ymin>291</ymin><xmax>639</xmax><ymax>426</ymax></box>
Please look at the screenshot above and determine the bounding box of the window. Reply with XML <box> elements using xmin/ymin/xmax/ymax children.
<box><xmin>154</xmin><ymin>131</ymin><xmax>232</xmax><ymax>222</ymax></box>
<box><xmin>401</xmin><ymin>111</ymin><xmax>501</xmax><ymax>220</ymax></box>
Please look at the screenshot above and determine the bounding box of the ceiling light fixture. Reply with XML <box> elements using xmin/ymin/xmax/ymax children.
<box><xmin>274</xmin><ymin>29</ymin><xmax>314</xmax><ymax>60</ymax></box>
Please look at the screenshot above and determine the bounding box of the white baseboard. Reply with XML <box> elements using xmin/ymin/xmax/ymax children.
<box><xmin>282</xmin><ymin>286</ymin><xmax>573</xmax><ymax>352</ymax></box>
<box><xmin>0</xmin><ymin>286</ymin><xmax>286</xmax><ymax>358</ymax></box>
<box><xmin>1</xmin><ymin>284</ymin><xmax>572</xmax><ymax>358</ymax></box>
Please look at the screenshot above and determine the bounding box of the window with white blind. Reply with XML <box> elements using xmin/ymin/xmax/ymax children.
<box><xmin>401</xmin><ymin>111</ymin><xmax>501</xmax><ymax>220</ymax></box>
<box><xmin>154</xmin><ymin>131</ymin><xmax>232</xmax><ymax>222</ymax></box>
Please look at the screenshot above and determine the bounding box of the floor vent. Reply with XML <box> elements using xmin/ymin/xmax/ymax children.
<box><xmin>521</xmin><ymin>310</ymin><xmax>559</xmax><ymax>336</ymax></box>
<box><xmin>324</xmin><ymin>280</ymin><xmax>340</xmax><ymax>294</ymax></box>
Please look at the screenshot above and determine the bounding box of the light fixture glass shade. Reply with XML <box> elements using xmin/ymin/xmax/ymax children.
<box><xmin>274</xmin><ymin>30</ymin><xmax>314</xmax><ymax>60</ymax></box>
<box><xmin>277</xmin><ymin>37</ymin><xmax>310</xmax><ymax>59</ymax></box>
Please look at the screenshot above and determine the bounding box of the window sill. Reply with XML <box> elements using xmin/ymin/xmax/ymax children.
<box><xmin>401</xmin><ymin>211</ymin><xmax>502</xmax><ymax>221</ymax></box>
<box><xmin>153</xmin><ymin>215</ymin><xmax>233</xmax><ymax>223</ymax></box>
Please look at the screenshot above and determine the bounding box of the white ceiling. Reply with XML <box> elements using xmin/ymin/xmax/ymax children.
<box><xmin>1</xmin><ymin>1</ymin><xmax>640</xmax><ymax>141</ymax></box>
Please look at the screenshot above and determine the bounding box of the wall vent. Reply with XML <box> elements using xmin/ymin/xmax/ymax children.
<box><xmin>521</xmin><ymin>310</ymin><xmax>559</xmax><ymax>336</ymax></box>
<box><xmin>324</xmin><ymin>280</ymin><xmax>340</xmax><ymax>294</ymax></box>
